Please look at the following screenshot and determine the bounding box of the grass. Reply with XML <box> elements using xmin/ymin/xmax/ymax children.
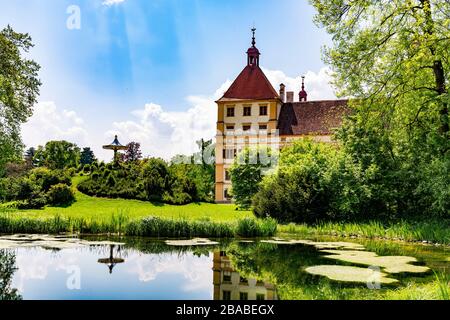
<box><xmin>8</xmin><ymin>176</ymin><xmax>252</xmax><ymax>223</ymax></box>
<box><xmin>0</xmin><ymin>212</ymin><xmax>277</xmax><ymax>238</ymax></box>
<box><xmin>278</xmin><ymin>220</ymin><xmax>450</xmax><ymax>245</ymax></box>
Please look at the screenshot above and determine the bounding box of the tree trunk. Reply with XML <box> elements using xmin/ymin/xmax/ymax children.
<box><xmin>421</xmin><ymin>0</ymin><xmax>449</xmax><ymax>134</ymax></box>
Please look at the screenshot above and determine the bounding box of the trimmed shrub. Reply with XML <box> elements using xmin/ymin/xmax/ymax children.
<box><xmin>46</xmin><ymin>184</ymin><xmax>75</xmax><ymax>206</ymax></box>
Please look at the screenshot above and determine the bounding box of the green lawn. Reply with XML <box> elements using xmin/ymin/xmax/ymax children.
<box><xmin>15</xmin><ymin>176</ymin><xmax>252</xmax><ymax>222</ymax></box>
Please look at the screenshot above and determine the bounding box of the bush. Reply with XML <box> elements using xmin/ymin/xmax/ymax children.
<box><xmin>46</xmin><ymin>184</ymin><xmax>75</xmax><ymax>206</ymax></box>
<box><xmin>229</xmin><ymin>147</ymin><xmax>276</xmax><ymax>209</ymax></box>
<box><xmin>83</xmin><ymin>164</ymin><xmax>91</xmax><ymax>174</ymax></box>
<box><xmin>253</xmin><ymin>140</ymin><xmax>337</xmax><ymax>223</ymax></box>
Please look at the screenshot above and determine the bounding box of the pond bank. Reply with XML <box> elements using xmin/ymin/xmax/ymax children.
<box><xmin>1</xmin><ymin>207</ymin><xmax>448</xmax><ymax>245</ymax></box>
<box><xmin>0</xmin><ymin>213</ymin><xmax>277</xmax><ymax>238</ymax></box>
<box><xmin>279</xmin><ymin>219</ymin><xmax>450</xmax><ymax>246</ymax></box>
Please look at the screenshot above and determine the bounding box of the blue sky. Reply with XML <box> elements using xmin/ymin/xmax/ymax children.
<box><xmin>0</xmin><ymin>0</ymin><xmax>335</xmax><ymax>160</ymax></box>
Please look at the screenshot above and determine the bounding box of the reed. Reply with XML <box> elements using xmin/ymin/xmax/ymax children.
<box><xmin>0</xmin><ymin>213</ymin><xmax>276</xmax><ymax>238</ymax></box>
<box><xmin>278</xmin><ymin>219</ymin><xmax>450</xmax><ymax>244</ymax></box>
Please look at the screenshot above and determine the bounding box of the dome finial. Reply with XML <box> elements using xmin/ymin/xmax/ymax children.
<box><xmin>251</xmin><ymin>27</ymin><xmax>256</xmax><ymax>47</ymax></box>
<box><xmin>299</xmin><ymin>75</ymin><xmax>308</xmax><ymax>102</ymax></box>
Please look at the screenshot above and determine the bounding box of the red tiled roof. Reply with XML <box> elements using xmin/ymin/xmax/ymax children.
<box><xmin>220</xmin><ymin>65</ymin><xmax>280</xmax><ymax>101</ymax></box>
<box><xmin>277</xmin><ymin>100</ymin><xmax>350</xmax><ymax>136</ymax></box>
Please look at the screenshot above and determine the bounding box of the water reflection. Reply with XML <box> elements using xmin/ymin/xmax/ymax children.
<box><xmin>0</xmin><ymin>237</ymin><xmax>448</xmax><ymax>300</ymax></box>
<box><xmin>0</xmin><ymin>250</ymin><xmax>21</xmax><ymax>300</ymax></box>
<box><xmin>213</xmin><ymin>251</ymin><xmax>277</xmax><ymax>301</ymax></box>
<box><xmin>98</xmin><ymin>245</ymin><xmax>125</xmax><ymax>274</ymax></box>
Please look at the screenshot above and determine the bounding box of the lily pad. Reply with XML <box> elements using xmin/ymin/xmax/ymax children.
<box><xmin>321</xmin><ymin>250</ymin><xmax>430</xmax><ymax>274</ymax></box>
<box><xmin>305</xmin><ymin>265</ymin><xmax>398</xmax><ymax>284</ymax></box>
<box><xmin>165</xmin><ymin>238</ymin><xmax>219</xmax><ymax>246</ymax></box>
<box><xmin>261</xmin><ymin>239</ymin><xmax>365</xmax><ymax>250</ymax></box>
<box><xmin>0</xmin><ymin>235</ymin><xmax>125</xmax><ymax>250</ymax></box>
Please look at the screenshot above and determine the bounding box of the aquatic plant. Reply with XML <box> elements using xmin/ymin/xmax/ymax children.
<box><xmin>434</xmin><ymin>272</ymin><xmax>449</xmax><ymax>300</ymax></box>
<box><xmin>321</xmin><ymin>250</ymin><xmax>430</xmax><ymax>274</ymax></box>
<box><xmin>278</xmin><ymin>219</ymin><xmax>450</xmax><ymax>244</ymax></box>
<box><xmin>0</xmin><ymin>214</ymin><xmax>277</xmax><ymax>238</ymax></box>
<box><xmin>305</xmin><ymin>265</ymin><xmax>398</xmax><ymax>284</ymax></box>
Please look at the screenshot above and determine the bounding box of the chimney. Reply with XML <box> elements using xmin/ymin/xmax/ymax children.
<box><xmin>286</xmin><ymin>91</ymin><xmax>294</xmax><ymax>103</ymax></box>
<box><xmin>279</xmin><ymin>84</ymin><xmax>286</xmax><ymax>102</ymax></box>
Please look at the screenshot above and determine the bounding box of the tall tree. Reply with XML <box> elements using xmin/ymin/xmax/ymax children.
<box><xmin>80</xmin><ymin>147</ymin><xmax>96</xmax><ymax>165</ymax></box>
<box><xmin>124</xmin><ymin>142</ymin><xmax>142</xmax><ymax>162</ymax></box>
<box><xmin>41</xmin><ymin>141</ymin><xmax>81</xmax><ymax>170</ymax></box>
<box><xmin>311</xmin><ymin>0</ymin><xmax>450</xmax><ymax>216</ymax></box>
<box><xmin>24</xmin><ymin>147</ymin><xmax>36</xmax><ymax>167</ymax></box>
<box><xmin>311</xmin><ymin>0</ymin><xmax>449</xmax><ymax>143</ymax></box>
<box><xmin>0</xmin><ymin>25</ymin><xmax>41</xmax><ymax>175</ymax></box>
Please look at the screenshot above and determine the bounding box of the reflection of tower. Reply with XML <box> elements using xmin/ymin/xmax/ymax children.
<box><xmin>212</xmin><ymin>251</ymin><xmax>277</xmax><ymax>301</ymax></box>
<box><xmin>98</xmin><ymin>245</ymin><xmax>125</xmax><ymax>274</ymax></box>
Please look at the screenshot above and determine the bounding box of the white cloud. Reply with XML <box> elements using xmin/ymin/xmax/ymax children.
<box><xmin>106</xmin><ymin>80</ymin><xmax>232</xmax><ymax>160</ymax></box>
<box><xmin>22</xmin><ymin>101</ymin><xmax>89</xmax><ymax>148</ymax></box>
<box><xmin>102</xmin><ymin>0</ymin><xmax>126</xmax><ymax>6</ymax></box>
<box><xmin>263</xmin><ymin>66</ymin><xmax>337</xmax><ymax>101</ymax></box>
<box><xmin>126</xmin><ymin>253</ymin><xmax>212</xmax><ymax>292</ymax></box>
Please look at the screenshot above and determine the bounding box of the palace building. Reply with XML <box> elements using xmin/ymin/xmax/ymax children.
<box><xmin>215</xmin><ymin>29</ymin><xmax>349</xmax><ymax>203</ymax></box>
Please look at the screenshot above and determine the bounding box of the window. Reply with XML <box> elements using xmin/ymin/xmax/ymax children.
<box><xmin>227</xmin><ymin>107</ymin><xmax>235</xmax><ymax>117</ymax></box>
<box><xmin>220</xmin><ymin>251</ymin><xmax>226</xmax><ymax>257</ymax></box>
<box><xmin>223</xmin><ymin>291</ymin><xmax>231</xmax><ymax>301</ymax></box>
<box><xmin>225</xmin><ymin>170</ymin><xmax>231</xmax><ymax>181</ymax></box>
<box><xmin>243</xmin><ymin>106</ymin><xmax>252</xmax><ymax>116</ymax></box>
<box><xmin>239</xmin><ymin>292</ymin><xmax>248</xmax><ymax>300</ymax></box>
<box><xmin>226</xmin><ymin>125</ymin><xmax>235</xmax><ymax>131</ymax></box>
<box><xmin>259</xmin><ymin>124</ymin><xmax>268</xmax><ymax>131</ymax></box>
<box><xmin>240</xmin><ymin>276</ymin><xmax>248</xmax><ymax>284</ymax></box>
<box><xmin>256</xmin><ymin>294</ymin><xmax>265</xmax><ymax>301</ymax></box>
<box><xmin>260</xmin><ymin>106</ymin><xmax>268</xmax><ymax>116</ymax></box>
<box><xmin>223</xmin><ymin>149</ymin><xmax>236</xmax><ymax>159</ymax></box>
<box><xmin>223</xmin><ymin>271</ymin><xmax>232</xmax><ymax>282</ymax></box>
<box><xmin>224</xmin><ymin>189</ymin><xmax>232</xmax><ymax>200</ymax></box>
<box><xmin>243</xmin><ymin>125</ymin><xmax>251</xmax><ymax>132</ymax></box>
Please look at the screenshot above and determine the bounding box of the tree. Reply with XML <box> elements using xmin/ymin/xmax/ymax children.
<box><xmin>124</xmin><ymin>142</ymin><xmax>142</xmax><ymax>162</ymax></box>
<box><xmin>40</xmin><ymin>141</ymin><xmax>81</xmax><ymax>170</ymax></box>
<box><xmin>0</xmin><ymin>250</ymin><xmax>22</xmax><ymax>300</ymax></box>
<box><xmin>311</xmin><ymin>0</ymin><xmax>450</xmax><ymax>217</ymax></box>
<box><xmin>24</xmin><ymin>147</ymin><xmax>36</xmax><ymax>167</ymax></box>
<box><xmin>230</xmin><ymin>147</ymin><xmax>276</xmax><ymax>210</ymax></box>
<box><xmin>0</xmin><ymin>25</ymin><xmax>41</xmax><ymax>176</ymax></box>
<box><xmin>80</xmin><ymin>147</ymin><xmax>96</xmax><ymax>165</ymax></box>
<box><xmin>142</xmin><ymin>158</ymin><xmax>170</xmax><ymax>202</ymax></box>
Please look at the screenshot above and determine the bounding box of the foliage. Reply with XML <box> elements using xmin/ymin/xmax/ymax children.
<box><xmin>0</xmin><ymin>25</ymin><xmax>41</xmax><ymax>177</ymax></box>
<box><xmin>0</xmin><ymin>167</ymin><xmax>73</xmax><ymax>209</ymax></box>
<box><xmin>79</xmin><ymin>147</ymin><xmax>96</xmax><ymax>166</ymax></box>
<box><xmin>24</xmin><ymin>147</ymin><xmax>37</xmax><ymax>167</ymax></box>
<box><xmin>230</xmin><ymin>147</ymin><xmax>276</xmax><ymax>210</ymax></box>
<box><xmin>78</xmin><ymin>139</ymin><xmax>215</xmax><ymax>205</ymax></box>
<box><xmin>309</xmin><ymin>0</ymin><xmax>450</xmax><ymax>218</ymax></box>
<box><xmin>0</xmin><ymin>250</ymin><xmax>21</xmax><ymax>300</ymax></box>
<box><xmin>46</xmin><ymin>183</ymin><xmax>75</xmax><ymax>206</ymax></box>
<box><xmin>0</xmin><ymin>213</ymin><xmax>275</xmax><ymax>238</ymax></box>
<box><xmin>142</xmin><ymin>158</ymin><xmax>170</xmax><ymax>202</ymax></box>
<box><xmin>123</xmin><ymin>142</ymin><xmax>143</xmax><ymax>162</ymax></box>
<box><xmin>33</xmin><ymin>140</ymin><xmax>81</xmax><ymax>170</ymax></box>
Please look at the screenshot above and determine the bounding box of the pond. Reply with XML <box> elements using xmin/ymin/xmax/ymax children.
<box><xmin>0</xmin><ymin>234</ymin><xmax>448</xmax><ymax>300</ymax></box>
